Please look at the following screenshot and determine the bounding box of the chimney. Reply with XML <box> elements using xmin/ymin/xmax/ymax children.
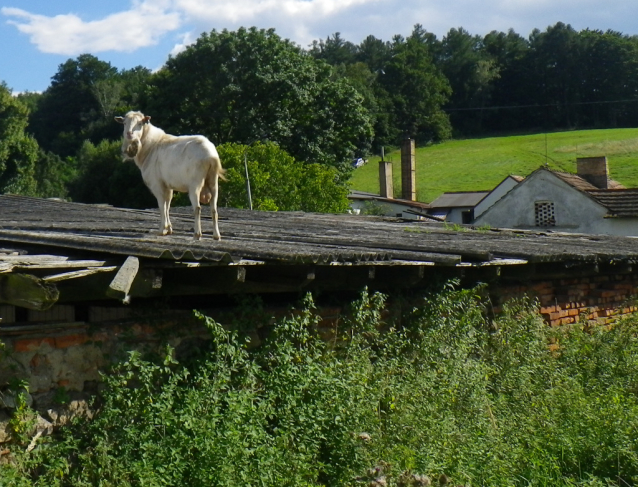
<box><xmin>401</xmin><ymin>138</ymin><xmax>416</xmax><ymax>201</ymax></box>
<box><xmin>577</xmin><ymin>156</ymin><xmax>609</xmax><ymax>189</ymax></box>
<box><xmin>379</xmin><ymin>161</ymin><xmax>394</xmax><ymax>198</ymax></box>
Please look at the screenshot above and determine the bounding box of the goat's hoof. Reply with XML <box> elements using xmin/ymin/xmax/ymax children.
<box><xmin>193</xmin><ymin>233</ymin><xmax>202</xmax><ymax>241</ymax></box>
<box><xmin>213</xmin><ymin>234</ymin><xmax>221</xmax><ymax>241</ymax></box>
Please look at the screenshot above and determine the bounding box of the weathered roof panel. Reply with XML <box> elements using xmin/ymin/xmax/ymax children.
<box><xmin>429</xmin><ymin>191</ymin><xmax>490</xmax><ymax>209</ymax></box>
<box><xmin>3</xmin><ymin>195</ymin><xmax>638</xmax><ymax>268</ymax></box>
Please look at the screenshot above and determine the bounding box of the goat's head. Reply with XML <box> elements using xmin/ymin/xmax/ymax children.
<box><xmin>114</xmin><ymin>111</ymin><xmax>150</xmax><ymax>160</ymax></box>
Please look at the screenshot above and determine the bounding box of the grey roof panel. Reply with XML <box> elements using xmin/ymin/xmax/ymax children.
<box><xmin>4</xmin><ymin>195</ymin><xmax>638</xmax><ymax>266</ymax></box>
<box><xmin>429</xmin><ymin>192</ymin><xmax>490</xmax><ymax>208</ymax></box>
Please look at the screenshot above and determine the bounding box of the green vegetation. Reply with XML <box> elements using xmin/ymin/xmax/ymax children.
<box><xmin>2</xmin><ymin>285</ymin><xmax>638</xmax><ymax>486</ymax></box>
<box><xmin>218</xmin><ymin>142</ymin><xmax>350</xmax><ymax>213</ymax></box>
<box><xmin>5</xmin><ymin>23</ymin><xmax>638</xmax><ymax>209</ymax></box>
<box><xmin>350</xmin><ymin>128</ymin><xmax>638</xmax><ymax>202</ymax></box>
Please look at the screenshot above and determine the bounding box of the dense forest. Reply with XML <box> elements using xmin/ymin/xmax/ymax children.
<box><xmin>2</xmin><ymin>22</ymin><xmax>638</xmax><ymax>208</ymax></box>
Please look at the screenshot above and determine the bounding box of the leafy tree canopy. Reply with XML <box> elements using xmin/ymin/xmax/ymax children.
<box><xmin>146</xmin><ymin>27</ymin><xmax>374</xmax><ymax>178</ymax></box>
<box><xmin>218</xmin><ymin>141</ymin><xmax>350</xmax><ymax>213</ymax></box>
<box><xmin>0</xmin><ymin>83</ymin><xmax>38</xmax><ymax>195</ymax></box>
<box><xmin>379</xmin><ymin>26</ymin><xmax>452</xmax><ymax>142</ymax></box>
<box><xmin>69</xmin><ymin>138</ymin><xmax>349</xmax><ymax>213</ymax></box>
<box><xmin>28</xmin><ymin>55</ymin><xmax>152</xmax><ymax>158</ymax></box>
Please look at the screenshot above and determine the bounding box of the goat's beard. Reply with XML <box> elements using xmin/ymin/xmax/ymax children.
<box><xmin>122</xmin><ymin>138</ymin><xmax>141</xmax><ymax>159</ymax></box>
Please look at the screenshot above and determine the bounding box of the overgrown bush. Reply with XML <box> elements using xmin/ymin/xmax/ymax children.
<box><xmin>217</xmin><ymin>142</ymin><xmax>350</xmax><ymax>213</ymax></box>
<box><xmin>2</xmin><ymin>285</ymin><xmax>638</xmax><ymax>486</ymax></box>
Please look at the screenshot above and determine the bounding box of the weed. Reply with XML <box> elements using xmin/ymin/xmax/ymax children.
<box><xmin>2</xmin><ymin>287</ymin><xmax>638</xmax><ymax>486</ymax></box>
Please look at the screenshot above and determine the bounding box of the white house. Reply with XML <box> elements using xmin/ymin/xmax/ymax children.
<box><xmin>474</xmin><ymin>157</ymin><xmax>638</xmax><ymax>236</ymax></box>
<box><xmin>428</xmin><ymin>191</ymin><xmax>490</xmax><ymax>223</ymax></box>
<box><xmin>426</xmin><ymin>175</ymin><xmax>522</xmax><ymax>224</ymax></box>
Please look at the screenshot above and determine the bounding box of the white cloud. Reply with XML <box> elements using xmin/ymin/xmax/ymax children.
<box><xmin>169</xmin><ymin>31</ymin><xmax>196</xmax><ymax>57</ymax></box>
<box><xmin>171</xmin><ymin>0</ymin><xmax>384</xmax><ymax>46</ymax></box>
<box><xmin>1</xmin><ymin>2</ymin><xmax>181</xmax><ymax>55</ymax></box>
<box><xmin>3</xmin><ymin>0</ymin><xmax>637</xmax><ymax>61</ymax></box>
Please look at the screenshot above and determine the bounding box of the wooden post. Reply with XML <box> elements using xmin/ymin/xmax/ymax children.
<box><xmin>379</xmin><ymin>161</ymin><xmax>394</xmax><ymax>199</ymax></box>
<box><xmin>401</xmin><ymin>138</ymin><xmax>416</xmax><ymax>201</ymax></box>
<box><xmin>107</xmin><ymin>256</ymin><xmax>140</xmax><ymax>303</ymax></box>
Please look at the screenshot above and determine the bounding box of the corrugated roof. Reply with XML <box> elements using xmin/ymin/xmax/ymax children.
<box><xmin>4</xmin><ymin>195</ymin><xmax>638</xmax><ymax>267</ymax></box>
<box><xmin>429</xmin><ymin>191</ymin><xmax>490</xmax><ymax>208</ymax></box>
<box><xmin>348</xmin><ymin>191</ymin><xmax>431</xmax><ymax>210</ymax></box>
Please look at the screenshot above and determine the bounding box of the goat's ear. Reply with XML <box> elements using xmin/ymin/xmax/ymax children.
<box><xmin>143</xmin><ymin>116</ymin><xmax>151</xmax><ymax>124</ymax></box>
<box><xmin>114</xmin><ymin>116</ymin><xmax>125</xmax><ymax>124</ymax></box>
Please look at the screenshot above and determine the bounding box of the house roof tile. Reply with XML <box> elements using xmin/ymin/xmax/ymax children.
<box><xmin>586</xmin><ymin>189</ymin><xmax>638</xmax><ymax>217</ymax></box>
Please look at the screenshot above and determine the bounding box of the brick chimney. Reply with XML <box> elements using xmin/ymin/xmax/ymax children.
<box><xmin>401</xmin><ymin>138</ymin><xmax>416</xmax><ymax>201</ymax></box>
<box><xmin>379</xmin><ymin>161</ymin><xmax>394</xmax><ymax>199</ymax></box>
<box><xmin>577</xmin><ymin>156</ymin><xmax>608</xmax><ymax>189</ymax></box>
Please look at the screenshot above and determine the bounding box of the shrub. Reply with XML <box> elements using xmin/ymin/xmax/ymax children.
<box><xmin>3</xmin><ymin>285</ymin><xmax>638</xmax><ymax>486</ymax></box>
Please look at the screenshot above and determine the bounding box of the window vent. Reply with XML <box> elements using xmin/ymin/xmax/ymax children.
<box><xmin>535</xmin><ymin>201</ymin><xmax>555</xmax><ymax>227</ymax></box>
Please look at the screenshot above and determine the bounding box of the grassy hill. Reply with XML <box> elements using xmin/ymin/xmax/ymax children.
<box><xmin>349</xmin><ymin>128</ymin><xmax>638</xmax><ymax>203</ymax></box>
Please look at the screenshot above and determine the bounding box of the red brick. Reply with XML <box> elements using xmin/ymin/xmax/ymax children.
<box><xmin>54</xmin><ymin>334</ymin><xmax>88</xmax><ymax>349</ymax></box>
<box><xmin>14</xmin><ymin>337</ymin><xmax>55</xmax><ymax>353</ymax></box>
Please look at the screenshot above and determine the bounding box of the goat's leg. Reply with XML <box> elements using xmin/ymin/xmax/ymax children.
<box><xmin>164</xmin><ymin>189</ymin><xmax>174</xmax><ymax>235</ymax></box>
<box><xmin>188</xmin><ymin>188</ymin><xmax>203</xmax><ymax>240</ymax></box>
<box><xmin>155</xmin><ymin>187</ymin><xmax>173</xmax><ymax>236</ymax></box>
<box><xmin>208</xmin><ymin>175</ymin><xmax>221</xmax><ymax>240</ymax></box>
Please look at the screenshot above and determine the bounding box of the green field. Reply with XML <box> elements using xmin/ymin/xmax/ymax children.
<box><xmin>350</xmin><ymin>128</ymin><xmax>638</xmax><ymax>203</ymax></box>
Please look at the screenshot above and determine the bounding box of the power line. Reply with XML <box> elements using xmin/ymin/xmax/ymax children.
<box><xmin>443</xmin><ymin>98</ymin><xmax>638</xmax><ymax>112</ymax></box>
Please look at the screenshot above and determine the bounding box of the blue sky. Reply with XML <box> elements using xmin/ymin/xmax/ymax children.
<box><xmin>1</xmin><ymin>0</ymin><xmax>637</xmax><ymax>94</ymax></box>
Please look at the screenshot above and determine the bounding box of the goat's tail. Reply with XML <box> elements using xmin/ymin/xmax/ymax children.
<box><xmin>199</xmin><ymin>155</ymin><xmax>225</xmax><ymax>205</ymax></box>
<box><xmin>215</xmin><ymin>155</ymin><xmax>227</xmax><ymax>182</ymax></box>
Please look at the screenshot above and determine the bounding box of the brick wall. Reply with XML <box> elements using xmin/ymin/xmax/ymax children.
<box><xmin>494</xmin><ymin>273</ymin><xmax>638</xmax><ymax>327</ymax></box>
<box><xmin>2</xmin><ymin>272</ymin><xmax>638</xmax><ymax>411</ymax></box>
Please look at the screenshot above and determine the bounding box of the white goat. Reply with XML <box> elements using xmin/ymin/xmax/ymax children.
<box><xmin>115</xmin><ymin>111</ymin><xmax>225</xmax><ymax>240</ymax></box>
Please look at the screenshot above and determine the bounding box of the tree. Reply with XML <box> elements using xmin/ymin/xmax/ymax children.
<box><xmin>379</xmin><ymin>26</ymin><xmax>452</xmax><ymax>143</ymax></box>
<box><xmin>218</xmin><ymin>142</ymin><xmax>349</xmax><ymax>213</ymax></box>
<box><xmin>526</xmin><ymin>23</ymin><xmax>584</xmax><ymax>128</ymax></box>
<box><xmin>481</xmin><ymin>29</ymin><xmax>531</xmax><ymax>132</ymax></box>
<box><xmin>34</xmin><ymin>150</ymin><xmax>77</xmax><ymax>199</ymax></box>
<box><xmin>439</xmin><ymin>28</ymin><xmax>500</xmax><ymax>135</ymax></box>
<box><xmin>69</xmin><ymin>140</ymin><xmax>155</xmax><ymax>209</ymax></box>
<box><xmin>28</xmin><ymin>56</ymin><xmax>152</xmax><ymax>158</ymax></box>
<box><xmin>0</xmin><ymin>83</ymin><xmax>38</xmax><ymax>195</ymax></box>
<box><xmin>146</xmin><ymin>27</ymin><xmax>373</xmax><ymax>178</ymax></box>
<box><xmin>356</xmin><ymin>35</ymin><xmax>392</xmax><ymax>74</ymax></box>
<box><xmin>578</xmin><ymin>29</ymin><xmax>638</xmax><ymax>127</ymax></box>
<box><xmin>28</xmin><ymin>54</ymin><xmax>119</xmax><ymax>157</ymax></box>
<box><xmin>309</xmin><ymin>32</ymin><xmax>358</xmax><ymax>66</ymax></box>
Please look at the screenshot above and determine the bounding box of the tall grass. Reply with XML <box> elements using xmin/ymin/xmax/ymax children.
<box><xmin>351</xmin><ymin>128</ymin><xmax>638</xmax><ymax>202</ymax></box>
<box><xmin>2</xmin><ymin>285</ymin><xmax>638</xmax><ymax>486</ymax></box>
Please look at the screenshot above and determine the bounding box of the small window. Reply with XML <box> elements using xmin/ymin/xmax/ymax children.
<box><xmin>535</xmin><ymin>201</ymin><xmax>555</xmax><ymax>227</ymax></box>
